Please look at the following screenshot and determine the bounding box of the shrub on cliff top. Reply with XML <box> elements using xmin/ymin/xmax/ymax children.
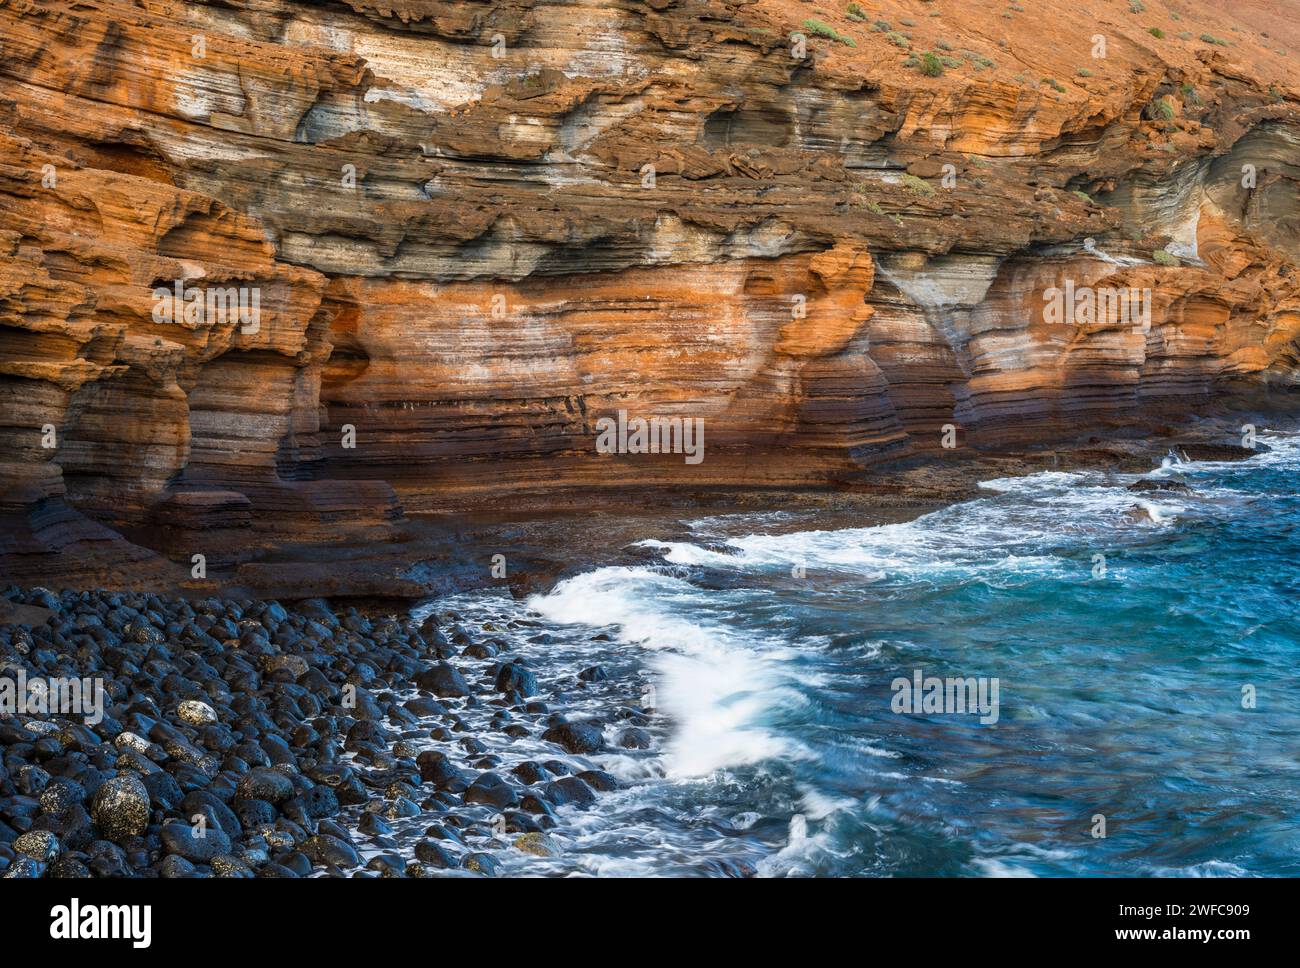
<box><xmin>803</xmin><ymin>19</ymin><xmax>856</xmax><ymax>47</ymax></box>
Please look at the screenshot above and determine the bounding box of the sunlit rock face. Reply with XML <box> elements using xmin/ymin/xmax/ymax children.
<box><xmin>1</xmin><ymin>0</ymin><xmax>1298</xmax><ymax>575</ymax></box>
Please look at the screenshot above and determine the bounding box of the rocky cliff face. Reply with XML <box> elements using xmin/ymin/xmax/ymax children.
<box><xmin>2</xmin><ymin>0</ymin><xmax>1298</xmax><ymax>584</ymax></box>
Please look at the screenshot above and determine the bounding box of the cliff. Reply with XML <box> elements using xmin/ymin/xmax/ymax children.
<box><xmin>1</xmin><ymin>0</ymin><xmax>1298</xmax><ymax>587</ymax></box>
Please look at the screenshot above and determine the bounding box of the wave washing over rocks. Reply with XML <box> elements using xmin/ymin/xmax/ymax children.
<box><xmin>2</xmin><ymin>434</ymin><xmax>1300</xmax><ymax>878</ymax></box>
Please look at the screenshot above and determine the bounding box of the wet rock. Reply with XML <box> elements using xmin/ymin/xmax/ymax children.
<box><xmin>462</xmin><ymin>852</ymin><xmax>498</xmax><ymax>876</ymax></box>
<box><xmin>212</xmin><ymin>855</ymin><xmax>255</xmax><ymax>878</ymax></box>
<box><xmin>301</xmin><ymin>834</ymin><xmax>360</xmax><ymax>870</ymax></box>
<box><xmin>262</xmin><ymin>654</ymin><xmax>309</xmax><ymax>678</ymax></box>
<box><xmin>463</xmin><ymin>773</ymin><xmax>519</xmax><ymax>810</ymax></box>
<box><xmin>159</xmin><ymin>855</ymin><xmax>197</xmax><ymax>878</ymax></box>
<box><xmin>416</xmin><ymin>751</ymin><xmax>471</xmax><ymax>792</ymax></box>
<box><xmin>358</xmin><ymin>813</ymin><xmax>393</xmax><ymax>837</ymax></box>
<box><xmin>544</xmin><ymin>776</ymin><xmax>597</xmax><ymax>808</ymax></box>
<box><xmin>414</xmin><ymin>663</ymin><xmax>471</xmax><ymax>698</ymax></box>
<box><xmin>414</xmin><ymin>839</ymin><xmax>458</xmax><ymax>869</ymax></box>
<box><xmin>236</xmin><ymin>799</ymin><xmax>278</xmax><ymax>829</ymax></box>
<box><xmin>495</xmin><ymin>663</ymin><xmax>539</xmax><ymax>696</ymax></box>
<box><xmin>39</xmin><ymin>778</ymin><xmax>86</xmax><ymax>814</ymax></box>
<box><xmin>578</xmin><ymin>665</ymin><xmax>608</xmax><ymax>682</ymax></box>
<box><xmin>258</xmin><ymin>863</ymin><xmax>301</xmax><ymax>878</ymax></box>
<box><xmin>86</xmin><ymin>840</ymin><xmax>133</xmax><ymax>877</ymax></box>
<box><xmin>14</xmin><ymin>765</ymin><xmax>50</xmax><ymax>796</ymax></box>
<box><xmin>2</xmin><ymin>857</ymin><xmax>44</xmax><ymax>878</ymax></box>
<box><xmin>14</xmin><ymin>830</ymin><xmax>60</xmax><ymax>862</ymax></box>
<box><xmin>511</xmin><ymin>761</ymin><xmax>550</xmax><ymax>784</ymax></box>
<box><xmin>48</xmin><ymin>857</ymin><xmax>92</xmax><ymax>878</ymax></box>
<box><xmin>520</xmin><ymin>794</ymin><xmax>558</xmax><ymax>818</ymax></box>
<box><xmin>90</xmin><ymin>774</ymin><xmax>151</xmax><ymax>841</ymax></box>
<box><xmin>141</xmin><ymin>771</ymin><xmax>184</xmax><ymax>811</ymax></box>
<box><xmin>367</xmin><ymin>854</ymin><xmax>406</xmax><ymax>877</ymax></box>
<box><xmin>181</xmin><ymin>791</ymin><xmax>241</xmax><ymax>839</ymax></box>
<box><xmin>384</xmin><ymin>796</ymin><xmax>421</xmax><ymax>820</ymax></box>
<box><xmin>512</xmin><ymin>832</ymin><xmax>557</xmax><ymax>857</ymax></box>
<box><xmin>1128</xmin><ymin>478</ymin><xmax>1194</xmax><ymax>494</ymax></box>
<box><xmin>161</xmin><ymin>822</ymin><xmax>231</xmax><ymax>863</ymax></box>
<box><xmin>403</xmin><ymin>697</ymin><xmax>447</xmax><ymax>718</ymax></box>
<box><xmin>236</xmin><ymin>767</ymin><xmax>294</xmax><ymax>804</ymax></box>
<box><xmin>618</xmin><ymin>727</ymin><xmax>652</xmax><ymax>749</ymax></box>
<box><xmin>541</xmin><ymin>721</ymin><xmax>605</xmax><ymax>755</ymax></box>
<box><xmin>423</xmin><ymin>823</ymin><xmax>466</xmax><ymax>847</ymax></box>
<box><xmin>577</xmin><ymin>770</ymin><xmax>620</xmax><ymax>792</ymax></box>
<box><xmin>177</xmin><ymin>700</ymin><xmax>218</xmax><ymax>726</ymax></box>
<box><xmin>37</xmin><ymin>805</ymin><xmax>94</xmax><ymax>851</ymax></box>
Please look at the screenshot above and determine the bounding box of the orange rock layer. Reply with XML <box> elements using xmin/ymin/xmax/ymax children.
<box><xmin>1</xmin><ymin>0</ymin><xmax>1298</xmax><ymax>580</ymax></box>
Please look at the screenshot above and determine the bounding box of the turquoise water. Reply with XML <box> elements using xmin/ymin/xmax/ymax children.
<box><xmin>436</xmin><ymin>433</ymin><xmax>1300</xmax><ymax>876</ymax></box>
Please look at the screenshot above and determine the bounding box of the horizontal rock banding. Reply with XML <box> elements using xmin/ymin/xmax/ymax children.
<box><xmin>0</xmin><ymin>0</ymin><xmax>1297</xmax><ymax>578</ymax></box>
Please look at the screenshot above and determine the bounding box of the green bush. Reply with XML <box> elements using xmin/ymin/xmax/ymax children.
<box><xmin>900</xmin><ymin>173</ymin><xmax>935</xmax><ymax>196</ymax></box>
<box><xmin>803</xmin><ymin>19</ymin><xmax>856</xmax><ymax>47</ymax></box>
<box><xmin>1155</xmin><ymin>98</ymin><xmax>1176</xmax><ymax>120</ymax></box>
<box><xmin>1078</xmin><ymin>68</ymin><xmax>1093</xmax><ymax>77</ymax></box>
<box><xmin>1200</xmin><ymin>33</ymin><xmax>1227</xmax><ymax>46</ymax></box>
<box><xmin>919</xmin><ymin>51</ymin><xmax>944</xmax><ymax>76</ymax></box>
<box><xmin>846</xmin><ymin>3</ymin><xmax>867</xmax><ymax>21</ymax></box>
<box><xmin>1153</xmin><ymin>249</ymin><xmax>1179</xmax><ymax>266</ymax></box>
<box><xmin>1148</xmin><ymin>27</ymin><xmax>1164</xmax><ymax>39</ymax></box>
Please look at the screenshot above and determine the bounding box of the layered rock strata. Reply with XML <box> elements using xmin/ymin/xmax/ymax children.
<box><xmin>1</xmin><ymin>0</ymin><xmax>1298</xmax><ymax>581</ymax></box>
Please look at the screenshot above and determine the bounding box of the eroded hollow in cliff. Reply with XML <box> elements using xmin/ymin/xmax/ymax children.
<box><xmin>703</xmin><ymin>105</ymin><xmax>795</xmax><ymax>148</ymax></box>
<box><xmin>74</xmin><ymin>141</ymin><xmax>175</xmax><ymax>186</ymax></box>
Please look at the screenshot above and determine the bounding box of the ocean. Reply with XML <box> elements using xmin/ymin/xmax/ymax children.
<box><xmin>413</xmin><ymin>432</ymin><xmax>1300</xmax><ymax>876</ymax></box>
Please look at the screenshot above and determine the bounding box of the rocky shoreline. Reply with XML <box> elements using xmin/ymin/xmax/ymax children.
<box><xmin>0</xmin><ymin>587</ymin><xmax>649</xmax><ymax>878</ymax></box>
<box><xmin>0</xmin><ymin>416</ymin><xmax>1289</xmax><ymax>878</ymax></box>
